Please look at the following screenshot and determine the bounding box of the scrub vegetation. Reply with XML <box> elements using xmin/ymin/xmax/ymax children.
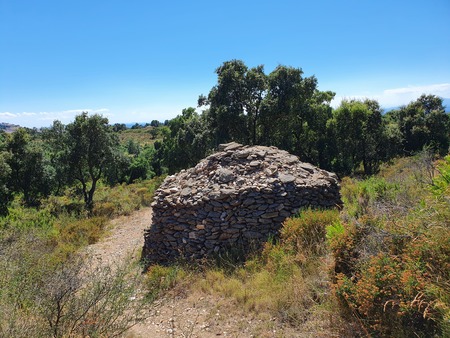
<box><xmin>0</xmin><ymin>60</ymin><xmax>449</xmax><ymax>337</ymax></box>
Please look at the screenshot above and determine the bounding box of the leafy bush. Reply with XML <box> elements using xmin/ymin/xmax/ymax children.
<box><xmin>43</xmin><ymin>194</ymin><xmax>86</xmax><ymax>217</ymax></box>
<box><xmin>92</xmin><ymin>176</ymin><xmax>165</xmax><ymax>217</ymax></box>
<box><xmin>281</xmin><ymin>208</ymin><xmax>340</xmax><ymax>258</ymax></box>
<box><xmin>341</xmin><ymin>176</ymin><xmax>400</xmax><ymax>218</ymax></box>
<box><xmin>55</xmin><ymin>216</ymin><xmax>108</xmax><ymax>247</ymax></box>
<box><xmin>0</xmin><ymin>202</ymin><xmax>55</xmax><ymax>231</ymax></box>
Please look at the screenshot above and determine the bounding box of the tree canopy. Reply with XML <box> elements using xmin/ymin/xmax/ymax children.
<box><xmin>64</xmin><ymin>113</ymin><xmax>118</xmax><ymax>210</ymax></box>
<box><xmin>160</xmin><ymin>61</ymin><xmax>450</xmax><ymax>177</ymax></box>
<box><xmin>1</xmin><ymin>61</ymin><xmax>449</xmax><ymax>215</ymax></box>
<box><xmin>198</xmin><ymin>60</ymin><xmax>336</xmax><ymax>159</ymax></box>
<box><xmin>328</xmin><ymin>99</ymin><xmax>385</xmax><ymax>175</ymax></box>
<box><xmin>389</xmin><ymin>94</ymin><xmax>450</xmax><ymax>156</ymax></box>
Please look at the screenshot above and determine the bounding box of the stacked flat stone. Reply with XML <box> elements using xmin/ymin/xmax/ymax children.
<box><xmin>142</xmin><ymin>142</ymin><xmax>341</xmax><ymax>264</ymax></box>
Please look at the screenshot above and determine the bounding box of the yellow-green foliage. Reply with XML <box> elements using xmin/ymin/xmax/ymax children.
<box><xmin>432</xmin><ymin>155</ymin><xmax>450</xmax><ymax>196</ymax></box>
<box><xmin>281</xmin><ymin>208</ymin><xmax>340</xmax><ymax>258</ymax></box>
<box><xmin>145</xmin><ymin>264</ymin><xmax>186</xmax><ymax>300</ymax></box>
<box><xmin>1</xmin><ymin>176</ymin><xmax>165</xmax><ymax>264</ymax></box>
<box><xmin>0</xmin><ymin>201</ymin><xmax>55</xmax><ymax>231</ymax></box>
<box><xmin>55</xmin><ymin>216</ymin><xmax>108</xmax><ymax>247</ymax></box>
<box><xmin>0</xmin><ymin>239</ymin><xmax>151</xmax><ymax>338</ymax></box>
<box><xmin>43</xmin><ymin>194</ymin><xmax>85</xmax><ymax>217</ymax></box>
<box><xmin>340</xmin><ymin>176</ymin><xmax>399</xmax><ymax>218</ymax></box>
<box><xmin>0</xmin><ymin>176</ymin><xmax>166</xmax><ymax>337</ymax></box>
<box><xmin>93</xmin><ymin>176</ymin><xmax>164</xmax><ymax>216</ymax></box>
<box><xmin>42</xmin><ymin>176</ymin><xmax>165</xmax><ymax>219</ymax></box>
<box><xmin>119</xmin><ymin>126</ymin><xmax>160</xmax><ymax>147</ymax></box>
<box><xmin>333</xmin><ymin>156</ymin><xmax>450</xmax><ymax>337</ymax></box>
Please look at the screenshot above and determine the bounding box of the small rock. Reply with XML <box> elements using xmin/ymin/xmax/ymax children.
<box><xmin>278</xmin><ymin>173</ymin><xmax>295</xmax><ymax>183</ymax></box>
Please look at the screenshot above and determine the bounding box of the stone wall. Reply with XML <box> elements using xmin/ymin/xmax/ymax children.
<box><xmin>143</xmin><ymin>143</ymin><xmax>342</xmax><ymax>264</ymax></box>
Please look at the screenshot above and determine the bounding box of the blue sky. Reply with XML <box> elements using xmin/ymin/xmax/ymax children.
<box><xmin>1</xmin><ymin>0</ymin><xmax>450</xmax><ymax>128</ymax></box>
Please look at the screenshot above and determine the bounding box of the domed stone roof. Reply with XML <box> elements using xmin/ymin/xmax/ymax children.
<box><xmin>143</xmin><ymin>142</ymin><xmax>341</xmax><ymax>263</ymax></box>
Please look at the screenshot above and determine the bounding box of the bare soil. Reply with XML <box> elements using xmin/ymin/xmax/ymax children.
<box><xmin>86</xmin><ymin>207</ymin><xmax>152</xmax><ymax>266</ymax></box>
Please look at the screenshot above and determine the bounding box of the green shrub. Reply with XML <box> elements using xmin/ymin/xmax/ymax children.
<box><xmin>145</xmin><ymin>264</ymin><xmax>186</xmax><ymax>300</ymax></box>
<box><xmin>326</xmin><ymin>220</ymin><xmax>345</xmax><ymax>242</ymax></box>
<box><xmin>341</xmin><ymin>176</ymin><xmax>399</xmax><ymax>218</ymax></box>
<box><xmin>92</xmin><ymin>176</ymin><xmax>165</xmax><ymax>217</ymax></box>
<box><xmin>42</xmin><ymin>194</ymin><xmax>85</xmax><ymax>217</ymax></box>
<box><xmin>0</xmin><ymin>202</ymin><xmax>55</xmax><ymax>231</ymax></box>
<box><xmin>261</xmin><ymin>242</ymin><xmax>297</xmax><ymax>282</ymax></box>
<box><xmin>280</xmin><ymin>208</ymin><xmax>340</xmax><ymax>258</ymax></box>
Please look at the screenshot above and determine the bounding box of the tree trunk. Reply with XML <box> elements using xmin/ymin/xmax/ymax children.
<box><xmin>85</xmin><ymin>179</ymin><xmax>97</xmax><ymax>212</ymax></box>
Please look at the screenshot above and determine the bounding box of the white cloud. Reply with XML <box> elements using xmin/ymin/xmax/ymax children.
<box><xmin>380</xmin><ymin>83</ymin><xmax>450</xmax><ymax>107</ymax></box>
<box><xmin>0</xmin><ymin>112</ymin><xmax>17</xmax><ymax>118</ymax></box>
<box><xmin>332</xmin><ymin>83</ymin><xmax>450</xmax><ymax>109</ymax></box>
<box><xmin>0</xmin><ymin>108</ymin><xmax>111</xmax><ymax>128</ymax></box>
<box><xmin>384</xmin><ymin>83</ymin><xmax>450</xmax><ymax>96</ymax></box>
<box><xmin>93</xmin><ymin>108</ymin><xmax>109</xmax><ymax>113</ymax></box>
<box><xmin>53</xmin><ymin>108</ymin><xmax>110</xmax><ymax>116</ymax></box>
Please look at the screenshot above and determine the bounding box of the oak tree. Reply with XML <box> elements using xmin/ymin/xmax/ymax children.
<box><xmin>64</xmin><ymin>113</ymin><xmax>117</xmax><ymax>210</ymax></box>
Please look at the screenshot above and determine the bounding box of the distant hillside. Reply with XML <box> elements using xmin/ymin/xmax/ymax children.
<box><xmin>0</xmin><ymin>122</ymin><xmax>20</xmax><ymax>133</ymax></box>
<box><xmin>125</xmin><ymin>122</ymin><xmax>149</xmax><ymax>128</ymax></box>
<box><xmin>118</xmin><ymin>125</ymin><xmax>162</xmax><ymax>147</ymax></box>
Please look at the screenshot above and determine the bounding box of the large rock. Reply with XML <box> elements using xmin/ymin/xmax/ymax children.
<box><xmin>142</xmin><ymin>142</ymin><xmax>341</xmax><ymax>264</ymax></box>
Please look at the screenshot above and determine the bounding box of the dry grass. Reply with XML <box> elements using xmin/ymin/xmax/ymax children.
<box><xmin>140</xmin><ymin>208</ymin><xmax>358</xmax><ymax>337</ymax></box>
<box><xmin>118</xmin><ymin>126</ymin><xmax>161</xmax><ymax>147</ymax></box>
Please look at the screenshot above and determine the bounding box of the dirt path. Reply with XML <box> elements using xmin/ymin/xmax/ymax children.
<box><xmin>85</xmin><ymin>207</ymin><xmax>345</xmax><ymax>338</ymax></box>
<box><xmin>86</xmin><ymin>207</ymin><xmax>153</xmax><ymax>266</ymax></box>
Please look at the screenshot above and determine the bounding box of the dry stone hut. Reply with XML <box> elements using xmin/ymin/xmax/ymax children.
<box><xmin>142</xmin><ymin>142</ymin><xmax>341</xmax><ymax>264</ymax></box>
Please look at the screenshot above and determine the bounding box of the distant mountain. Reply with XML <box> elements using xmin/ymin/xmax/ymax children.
<box><xmin>0</xmin><ymin>122</ymin><xmax>21</xmax><ymax>133</ymax></box>
<box><xmin>443</xmin><ymin>98</ymin><xmax>450</xmax><ymax>112</ymax></box>
<box><xmin>124</xmin><ymin>122</ymin><xmax>150</xmax><ymax>128</ymax></box>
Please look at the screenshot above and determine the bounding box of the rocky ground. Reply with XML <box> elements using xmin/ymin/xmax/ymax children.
<box><xmin>86</xmin><ymin>206</ymin><xmax>347</xmax><ymax>338</ymax></box>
